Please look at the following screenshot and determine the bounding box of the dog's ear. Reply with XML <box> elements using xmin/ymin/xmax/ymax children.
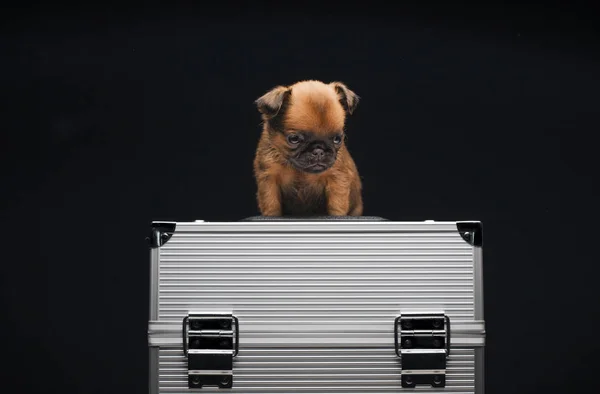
<box><xmin>330</xmin><ymin>82</ymin><xmax>359</xmax><ymax>115</ymax></box>
<box><xmin>255</xmin><ymin>86</ymin><xmax>291</xmax><ymax>119</ymax></box>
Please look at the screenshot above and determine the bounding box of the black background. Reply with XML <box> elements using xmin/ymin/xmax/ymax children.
<box><xmin>1</xmin><ymin>1</ymin><xmax>599</xmax><ymax>393</ymax></box>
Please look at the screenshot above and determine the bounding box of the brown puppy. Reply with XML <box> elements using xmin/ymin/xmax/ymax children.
<box><xmin>253</xmin><ymin>80</ymin><xmax>363</xmax><ymax>217</ymax></box>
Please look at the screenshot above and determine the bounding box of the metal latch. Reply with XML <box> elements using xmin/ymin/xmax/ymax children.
<box><xmin>394</xmin><ymin>312</ymin><xmax>451</xmax><ymax>388</ymax></box>
<box><xmin>183</xmin><ymin>313</ymin><xmax>239</xmax><ymax>389</ymax></box>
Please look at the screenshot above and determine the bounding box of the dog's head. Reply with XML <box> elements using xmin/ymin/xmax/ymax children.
<box><xmin>255</xmin><ymin>80</ymin><xmax>359</xmax><ymax>174</ymax></box>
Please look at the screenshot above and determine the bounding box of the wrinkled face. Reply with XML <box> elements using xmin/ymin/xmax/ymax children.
<box><xmin>284</xmin><ymin>129</ymin><xmax>344</xmax><ymax>173</ymax></box>
<box><xmin>256</xmin><ymin>80</ymin><xmax>359</xmax><ymax>174</ymax></box>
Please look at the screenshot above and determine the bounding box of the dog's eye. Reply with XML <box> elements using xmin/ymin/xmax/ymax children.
<box><xmin>287</xmin><ymin>134</ymin><xmax>301</xmax><ymax>145</ymax></box>
<box><xmin>333</xmin><ymin>134</ymin><xmax>343</xmax><ymax>144</ymax></box>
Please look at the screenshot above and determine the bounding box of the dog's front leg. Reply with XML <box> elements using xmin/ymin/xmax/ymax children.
<box><xmin>256</xmin><ymin>174</ymin><xmax>282</xmax><ymax>216</ymax></box>
<box><xmin>325</xmin><ymin>180</ymin><xmax>351</xmax><ymax>216</ymax></box>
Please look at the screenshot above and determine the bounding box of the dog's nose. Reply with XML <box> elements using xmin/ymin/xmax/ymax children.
<box><xmin>312</xmin><ymin>148</ymin><xmax>325</xmax><ymax>159</ymax></box>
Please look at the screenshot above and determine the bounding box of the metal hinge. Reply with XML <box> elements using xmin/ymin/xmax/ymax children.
<box><xmin>394</xmin><ymin>312</ymin><xmax>451</xmax><ymax>388</ymax></box>
<box><xmin>183</xmin><ymin>312</ymin><xmax>239</xmax><ymax>389</ymax></box>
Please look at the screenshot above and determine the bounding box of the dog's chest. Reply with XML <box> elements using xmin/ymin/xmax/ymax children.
<box><xmin>280</xmin><ymin>177</ymin><xmax>327</xmax><ymax>216</ymax></box>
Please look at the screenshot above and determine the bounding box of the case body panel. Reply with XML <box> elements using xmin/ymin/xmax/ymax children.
<box><xmin>149</xmin><ymin>220</ymin><xmax>484</xmax><ymax>393</ymax></box>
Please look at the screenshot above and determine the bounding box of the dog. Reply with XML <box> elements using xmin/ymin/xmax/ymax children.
<box><xmin>253</xmin><ymin>80</ymin><xmax>363</xmax><ymax>217</ymax></box>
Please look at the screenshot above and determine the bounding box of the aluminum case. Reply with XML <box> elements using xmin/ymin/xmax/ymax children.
<box><xmin>147</xmin><ymin>217</ymin><xmax>485</xmax><ymax>393</ymax></box>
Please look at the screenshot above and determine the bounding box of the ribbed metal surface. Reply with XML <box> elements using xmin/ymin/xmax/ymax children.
<box><xmin>155</xmin><ymin>221</ymin><xmax>477</xmax><ymax>393</ymax></box>
<box><xmin>158</xmin><ymin>347</ymin><xmax>475</xmax><ymax>393</ymax></box>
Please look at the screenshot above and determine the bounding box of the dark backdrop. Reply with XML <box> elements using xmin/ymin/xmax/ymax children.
<box><xmin>1</xmin><ymin>2</ymin><xmax>599</xmax><ymax>393</ymax></box>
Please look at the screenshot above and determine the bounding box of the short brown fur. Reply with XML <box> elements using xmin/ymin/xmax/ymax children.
<box><xmin>253</xmin><ymin>80</ymin><xmax>363</xmax><ymax>217</ymax></box>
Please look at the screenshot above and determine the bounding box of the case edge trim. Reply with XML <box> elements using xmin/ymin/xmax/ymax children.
<box><xmin>241</xmin><ymin>216</ymin><xmax>389</xmax><ymax>221</ymax></box>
